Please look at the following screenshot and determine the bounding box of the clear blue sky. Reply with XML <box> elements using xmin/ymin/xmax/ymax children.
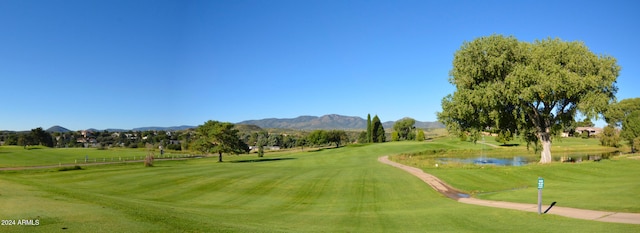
<box><xmin>1</xmin><ymin>0</ymin><xmax>638</xmax><ymax>131</ymax></box>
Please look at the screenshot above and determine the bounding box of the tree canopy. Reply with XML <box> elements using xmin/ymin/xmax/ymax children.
<box><xmin>438</xmin><ymin>35</ymin><xmax>619</xmax><ymax>163</ymax></box>
<box><xmin>366</xmin><ymin>114</ymin><xmax>372</xmax><ymax>143</ymax></box>
<box><xmin>326</xmin><ymin>130</ymin><xmax>348</xmax><ymax>148</ymax></box>
<box><xmin>604</xmin><ymin>98</ymin><xmax>640</xmax><ymax>152</ymax></box>
<box><xmin>621</xmin><ymin>110</ymin><xmax>640</xmax><ymax>153</ymax></box>
<box><xmin>371</xmin><ymin>115</ymin><xmax>386</xmax><ymax>143</ymax></box>
<box><xmin>193</xmin><ymin>120</ymin><xmax>249</xmax><ymax>162</ymax></box>
<box><xmin>393</xmin><ymin>118</ymin><xmax>416</xmax><ymax>141</ymax></box>
<box><xmin>360</xmin><ymin>114</ymin><xmax>386</xmax><ymax>143</ymax></box>
<box><xmin>605</xmin><ymin>98</ymin><xmax>640</xmax><ymax>127</ymax></box>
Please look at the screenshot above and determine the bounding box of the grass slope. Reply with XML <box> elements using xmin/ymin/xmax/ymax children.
<box><xmin>0</xmin><ymin>142</ymin><xmax>638</xmax><ymax>232</ymax></box>
<box><xmin>391</xmin><ymin>137</ymin><xmax>640</xmax><ymax>212</ymax></box>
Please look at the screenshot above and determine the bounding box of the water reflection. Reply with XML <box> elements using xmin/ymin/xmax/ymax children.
<box><xmin>557</xmin><ymin>151</ymin><xmax>620</xmax><ymax>162</ymax></box>
<box><xmin>437</xmin><ymin>156</ymin><xmax>529</xmax><ymax>166</ymax></box>
<box><xmin>436</xmin><ymin>151</ymin><xmax>619</xmax><ymax>166</ymax></box>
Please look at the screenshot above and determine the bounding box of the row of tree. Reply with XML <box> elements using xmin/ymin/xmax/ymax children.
<box><xmin>4</xmin><ymin>127</ymin><xmax>55</xmax><ymax>148</ymax></box>
<box><xmin>1</xmin><ymin>129</ymin><xmax>187</xmax><ymax>150</ymax></box>
<box><xmin>191</xmin><ymin>120</ymin><xmax>356</xmax><ymax>162</ymax></box>
<box><xmin>190</xmin><ymin>114</ymin><xmax>444</xmax><ymax>161</ymax></box>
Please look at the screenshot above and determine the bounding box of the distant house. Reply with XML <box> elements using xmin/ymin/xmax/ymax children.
<box><xmin>575</xmin><ymin>127</ymin><xmax>602</xmax><ymax>137</ymax></box>
<box><xmin>81</xmin><ymin>130</ymin><xmax>93</xmax><ymax>138</ymax></box>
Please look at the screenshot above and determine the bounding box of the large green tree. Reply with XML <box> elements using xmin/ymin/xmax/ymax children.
<box><xmin>327</xmin><ymin>130</ymin><xmax>348</xmax><ymax>148</ymax></box>
<box><xmin>604</xmin><ymin>98</ymin><xmax>640</xmax><ymax>152</ymax></box>
<box><xmin>193</xmin><ymin>120</ymin><xmax>249</xmax><ymax>162</ymax></box>
<box><xmin>371</xmin><ymin>115</ymin><xmax>386</xmax><ymax>143</ymax></box>
<box><xmin>438</xmin><ymin>35</ymin><xmax>619</xmax><ymax>163</ymax></box>
<box><xmin>605</xmin><ymin>98</ymin><xmax>640</xmax><ymax>126</ymax></box>
<box><xmin>307</xmin><ymin>130</ymin><xmax>328</xmax><ymax>146</ymax></box>
<box><xmin>599</xmin><ymin>125</ymin><xmax>620</xmax><ymax>147</ymax></box>
<box><xmin>366</xmin><ymin>114</ymin><xmax>372</xmax><ymax>143</ymax></box>
<box><xmin>32</xmin><ymin>127</ymin><xmax>54</xmax><ymax>147</ymax></box>
<box><xmin>393</xmin><ymin>118</ymin><xmax>416</xmax><ymax>140</ymax></box>
<box><xmin>621</xmin><ymin>111</ymin><xmax>640</xmax><ymax>153</ymax></box>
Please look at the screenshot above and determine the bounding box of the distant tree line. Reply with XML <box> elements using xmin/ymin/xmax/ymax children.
<box><xmin>0</xmin><ymin>128</ymin><xmax>189</xmax><ymax>150</ymax></box>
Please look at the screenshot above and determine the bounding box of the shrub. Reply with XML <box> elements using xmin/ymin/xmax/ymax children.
<box><xmin>144</xmin><ymin>153</ymin><xmax>154</xmax><ymax>167</ymax></box>
<box><xmin>167</xmin><ymin>143</ymin><xmax>181</xmax><ymax>151</ymax></box>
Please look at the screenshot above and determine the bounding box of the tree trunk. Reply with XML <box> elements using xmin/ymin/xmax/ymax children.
<box><xmin>538</xmin><ymin>131</ymin><xmax>552</xmax><ymax>163</ymax></box>
<box><xmin>218</xmin><ymin>152</ymin><xmax>223</xmax><ymax>162</ymax></box>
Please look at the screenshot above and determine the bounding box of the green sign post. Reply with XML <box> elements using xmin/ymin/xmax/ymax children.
<box><xmin>538</xmin><ymin>177</ymin><xmax>544</xmax><ymax>189</ymax></box>
<box><xmin>537</xmin><ymin>177</ymin><xmax>544</xmax><ymax>214</ymax></box>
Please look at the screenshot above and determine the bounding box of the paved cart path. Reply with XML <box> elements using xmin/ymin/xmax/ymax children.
<box><xmin>378</xmin><ymin>155</ymin><xmax>640</xmax><ymax>225</ymax></box>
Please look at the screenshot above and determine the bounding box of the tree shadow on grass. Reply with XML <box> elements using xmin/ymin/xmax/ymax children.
<box><xmin>499</xmin><ymin>143</ymin><xmax>520</xmax><ymax>147</ymax></box>
<box><xmin>308</xmin><ymin>147</ymin><xmax>341</xmax><ymax>153</ymax></box>
<box><xmin>230</xmin><ymin>158</ymin><xmax>296</xmax><ymax>163</ymax></box>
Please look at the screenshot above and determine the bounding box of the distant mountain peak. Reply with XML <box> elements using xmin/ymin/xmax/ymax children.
<box><xmin>46</xmin><ymin>125</ymin><xmax>71</xmax><ymax>133</ymax></box>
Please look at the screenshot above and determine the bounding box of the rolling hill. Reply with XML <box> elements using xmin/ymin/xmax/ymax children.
<box><xmin>33</xmin><ymin>115</ymin><xmax>442</xmax><ymax>133</ymax></box>
<box><xmin>238</xmin><ymin>114</ymin><xmax>444</xmax><ymax>130</ymax></box>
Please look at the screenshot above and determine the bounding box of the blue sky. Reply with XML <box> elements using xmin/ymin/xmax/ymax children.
<box><xmin>1</xmin><ymin>0</ymin><xmax>638</xmax><ymax>131</ymax></box>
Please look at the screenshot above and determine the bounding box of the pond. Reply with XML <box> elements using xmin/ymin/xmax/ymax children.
<box><xmin>436</xmin><ymin>151</ymin><xmax>620</xmax><ymax>166</ymax></box>
<box><xmin>437</xmin><ymin>156</ymin><xmax>530</xmax><ymax>166</ymax></box>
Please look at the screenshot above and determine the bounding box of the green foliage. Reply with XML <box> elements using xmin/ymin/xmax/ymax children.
<box><xmin>605</xmin><ymin>98</ymin><xmax>640</xmax><ymax>153</ymax></box>
<box><xmin>621</xmin><ymin>111</ymin><xmax>640</xmax><ymax>152</ymax></box>
<box><xmin>166</xmin><ymin>143</ymin><xmax>181</xmax><ymax>151</ymax></box>
<box><xmin>295</xmin><ymin>137</ymin><xmax>307</xmax><ymax>149</ymax></box>
<box><xmin>366</xmin><ymin>114</ymin><xmax>372</xmax><ymax>143</ymax></box>
<box><xmin>416</xmin><ymin>129</ymin><xmax>425</xmax><ymax>141</ymax></box>
<box><xmin>600</xmin><ymin>125</ymin><xmax>620</xmax><ymax>147</ymax></box>
<box><xmin>360</xmin><ymin>114</ymin><xmax>386</xmax><ymax>143</ymax></box>
<box><xmin>194</xmin><ymin>120</ymin><xmax>249</xmax><ymax>162</ymax></box>
<box><xmin>494</xmin><ymin>130</ymin><xmax>513</xmax><ymax>145</ymax></box>
<box><xmin>391</xmin><ymin>131</ymin><xmax>399</xmax><ymax>141</ymax></box>
<box><xmin>15</xmin><ymin>127</ymin><xmax>54</xmax><ymax>148</ymax></box>
<box><xmin>604</xmin><ymin>98</ymin><xmax>640</xmax><ymax>127</ymax></box>
<box><xmin>438</xmin><ymin>34</ymin><xmax>619</xmax><ymax>163</ymax></box>
<box><xmin>326</xmin><ymin>130</ymin><xmax>348</xmax><ymax>148</ymax></box>
<box><xmin>372</xmin><ymin>115</ymin><xmax>386</xmax><ymax>143</ymax></box>
<box><xmin>582</xmin><ymin>130</ymin><xmax>591</xmax><ymax>139</ymax></box>
<box><xmin>256</xmin><ymin>131</ymin><xmax>268</xmax><ymax>157</ymax></box>
<box><xmin>575</xmin><ymin>118</ymin><xmax>595</xmax><ymax>127</ymax></box>
<box><xmin>393</xmin><ymin>117</ymin><xmax>416</xmax><ymax>140</ymax></box>
<box><xmin>357</xmin><ymin>131</ymin><xmax>368</xmax><ymax>143</ymax></box>
<box><xmin>458</xmin><ymin>131</ymin><xmax>467</xmax><ymax>142</ymax></box>
<box><xmin>307</xmin><ymin>130</ymin><xmax>328</xmax><ymax>146</ymax></box>
<box><xmin>32</xmin><ymin>127</ymin><xmax>54</xmax><ymax>147</ymax></box>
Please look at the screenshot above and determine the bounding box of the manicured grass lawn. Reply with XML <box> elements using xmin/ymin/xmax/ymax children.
<box><xmin>390</xmin><ymin>137</ymin><xmax>640</xmax><ymax>213</ymax></box>
<box><xmin>1</xmin><ymin>142</ymin><xmax>639</xmax><ymax>232</ymax></box>
<box><xmin>0</xmin><ymin>146</ymin><xmax>187</xmax><ymax>167</ymax></box>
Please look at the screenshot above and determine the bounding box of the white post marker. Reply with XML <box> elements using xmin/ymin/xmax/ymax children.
<box><xmin>537</xmin><ymin>177</ymin><xmax>544</xmax><ymax>214</ymax></box>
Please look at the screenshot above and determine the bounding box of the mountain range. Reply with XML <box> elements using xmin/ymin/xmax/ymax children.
<box><xmin>41</xmin><ymin>114</ymin><xmax>443</xmax><ymax>132</ymax></box>
<box><xmin>237</xmin><ymin>114</ymin><xmax>444</xmax><ymax>130</ymax></box>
